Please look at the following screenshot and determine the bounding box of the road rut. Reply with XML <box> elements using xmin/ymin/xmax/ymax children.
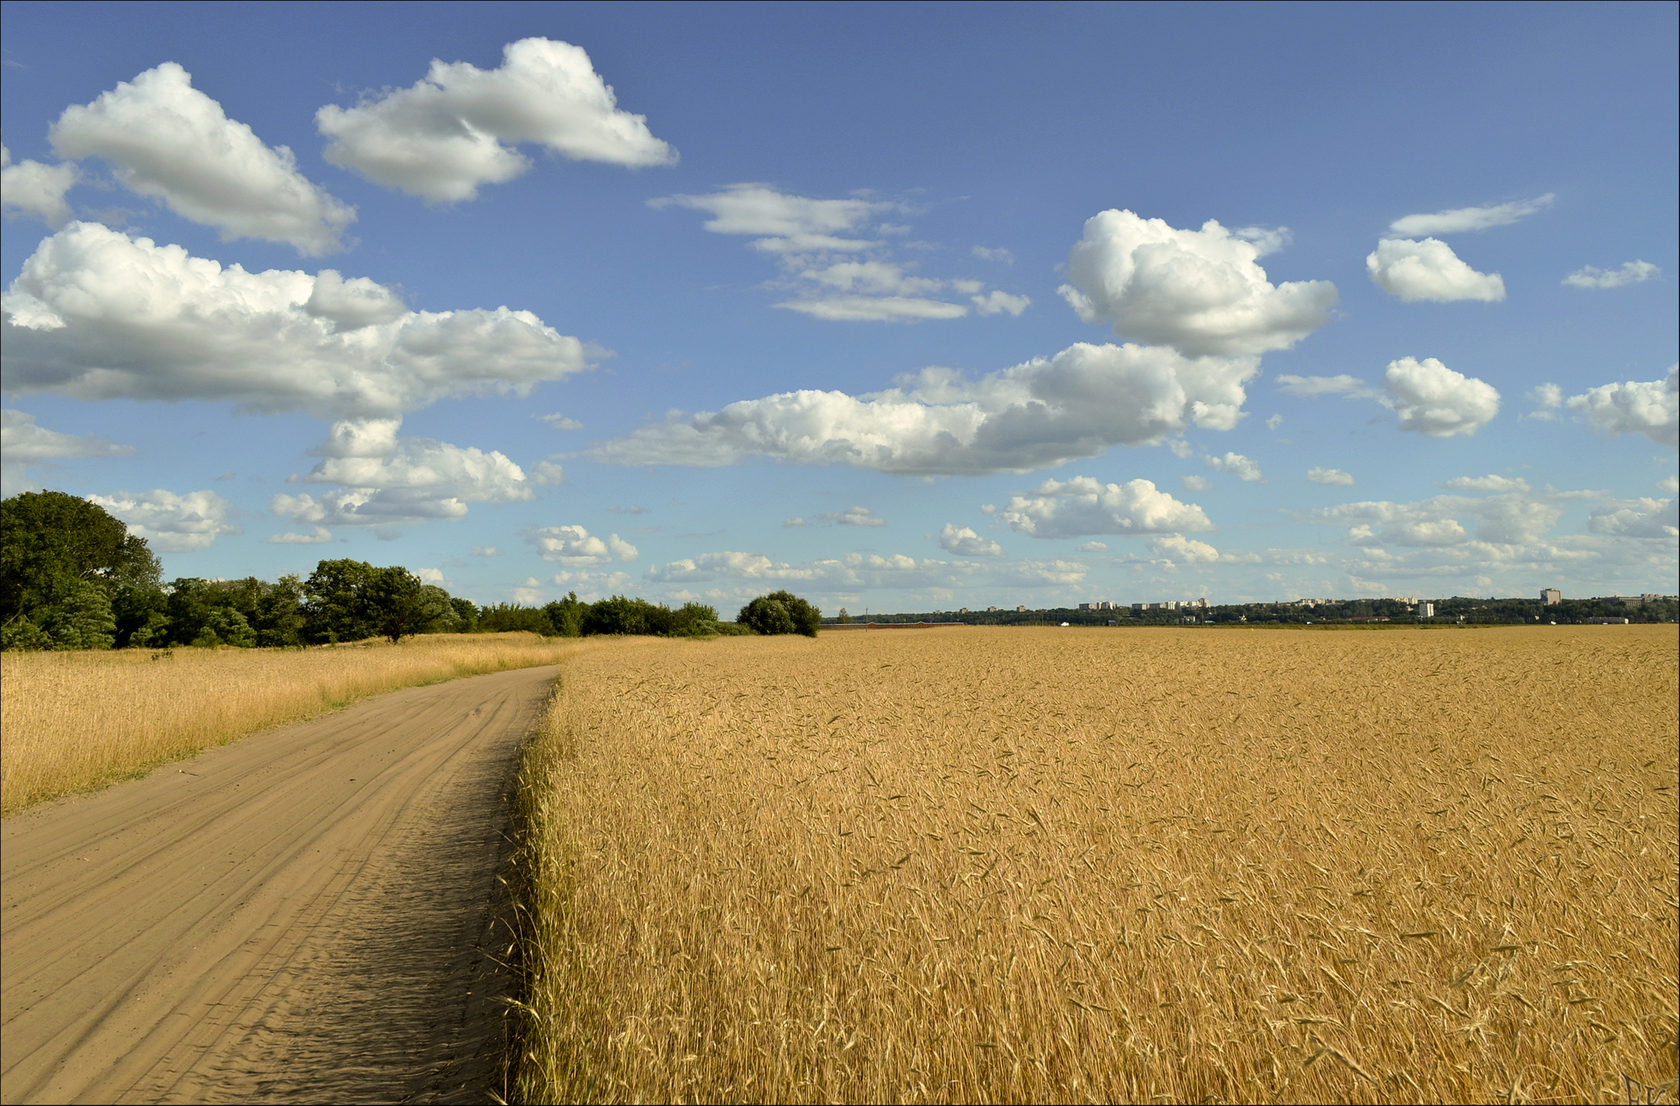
<box><xmin>1</xmin><ymin>664</ymin><xmax>559</xmax><ymax>1105</ymax></box>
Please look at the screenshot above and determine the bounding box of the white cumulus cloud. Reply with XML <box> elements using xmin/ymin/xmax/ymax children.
<box><xmin>1205</xmin><ymin>451</ymin><xmax>1263</xmax><ymax>481</ymax></box>
<box><xmin>530</xmin><ymin>524</ymin><xmax>639</xmax><ymax>567</ymax></box>
<box><xmin>1383</xmin><ymin>357</ymin><xmax>1501</xmax><ymax>437</ymax></box>
<box><xmin>1307</xmin><ymin>467</ymin><xmax>1355</xmax><ymax>486</ymax></box>
<box><xmin>50</xmin><ymin>63</ymin><xmax>354</xmax><ymax>254</ymax></box>
<box><xmin>1565</xmin><ymin>365</ymin><xmax>1679</xmax><ymax>449</ymax></box>
<box><xmin>89</xmin><ymin>488</ymin><xmax>239</xmax><ymax>551</ymax></box>
<box><xmin>939</xmin><ymin>523</ymin><xmax>1002</xmax><ymax>557</ymax></box>
<box><xmin>1366</xmin><ymin>238</ymin><xmax>1505</xmax><ymax>303</ymax></box>
<box><xmin>0</xmin><ymin>408</ymin><xmax>132</xmax><ymax>462</ymax></box>
<box><xmin>1</xmin><ymin>144</ymin><xmax>77</xmax><ymax>226</ymax></box>
<box><xmin>991</xmin><ymin>476</ymin><xmax>1213</xmax><ymax>539</ymax></box>
<box><xmin>317</xmin><ymin>38</ymin><xmax>675</xmax><ymax>203</ymax></box>
<box><xmin>593</xmin><ymin>341</ymin><xmax>1257</xmax><ymax>476</ymax></box>
<box><xmin>2</xmin><ymin>223</ymin><xmax>594</xmax><ymax>419</ymax></box>
<box><xmin>1057</xmin><ymin>209</ymin><xmax>1337</xmax><ymax>356</ymax></box>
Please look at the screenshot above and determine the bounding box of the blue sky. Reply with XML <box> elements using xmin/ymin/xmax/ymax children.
<box><xmin>2</xmin><ymin>2</ymin><xmax>1675</xmax><ymax>614</ymax></box>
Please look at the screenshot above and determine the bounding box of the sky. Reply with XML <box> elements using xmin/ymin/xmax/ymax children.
<box><xmin>2</xmin><ymin>2</ymin><xmax>1676</xmax><ymax>615</ymax></box>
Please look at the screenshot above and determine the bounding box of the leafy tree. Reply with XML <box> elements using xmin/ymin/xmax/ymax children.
<box><xmin>449</xmin><ymin>596</ymin><xmax>480</xmax><ymax>633</ymax></box>
<box><xmin>1</xmin><ymin>491</ymin><xmax>160</xmax><ymax>642</ymax></box>
<box><xmin>367</xmin><ymin>565</ymin><xmax>428</xmax><ymax>644</ymax></box>
<box><xmin>543</xmin><ymin>593</ymin><xmax>586</xmax><ymax>637</ymax></box>
<box><xmin>303</xmin><ymin>559</ymin><xmax>381</xmax><ymax>643</ymax></box>
<box><xmin>584</xmin><ymin>595</ymin><xmax>648</xmax><ymax>636</ymax></box>
<box><xmin>37</xmin><ymin>578</ymin><xmax>118</xmax><ymax>650</ymax></box>
<box><xmin>671</xmin><ymin>601</ymin><xmax>720</xmax><ymax>637</ymax></box>
<box><xmin>738</xmin><ymin>590</ymin><xmax>821</xmax><ymax>637</ymax></box>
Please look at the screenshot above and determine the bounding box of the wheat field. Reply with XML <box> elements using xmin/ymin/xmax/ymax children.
<box><xmin>511</xmin><ymin>626</ymin><xmax>1679</xmax><ymax>1104</ymax></box>
<box><xmin>0</xmin><ymin>633</ymin><xmax>591</xmax><ymax>816</ymax></box>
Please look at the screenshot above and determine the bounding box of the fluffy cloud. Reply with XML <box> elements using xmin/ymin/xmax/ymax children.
<box><xmin>1206</xmin><ymin>451</ymin><xmax>1263</xmax><ymax>481</ymax></box>
<box><xmin>1587</xmin><ymin>497</ymin><xmax>1678</xmax><ymax>540</ymax></box>
<box><xmin>1387</xmin><ymin>194</ymin><xmax>1554</xmax><ymax>237</ymax></box>
<box><xmin>1563</xmin><ymin>261</ymin><xmax>1660</xmax><ymax>289</ymax></box>
<box><xmin>272</xmin><ymin>419</ymin><xmax>533</xmax><ymax>531</ymax></box>
<box><xmin>88</xmin><ymin>488</ymin><xmax>239</xmax><ymax>551</ymax></box>
<box><xmin>50</xmin><ymin>63</ymin><xmax>354</xmax><ymax>254</ymax></box>
<box><xmin>1057</xmin><ymin>209</ymin><xmax>1337</xmax><ymax>356</ymax></box>
<box><xmin>530</xmin><ymin>525</ymin><xmax>638</xmax><ymax>566</ymax></box>
<box><xmin>1314</xmin><ymin>491</ymin><xmax>1562</xmax><ymax>549</ymax></box>
<box><xmin>1565</xmin><ymin>366</ymin><xmax>1678</xmax><ymax>448</ymax></box>
<box><xmin>939</xmin><ymin>523</ymin><xmax>1002</xmax><ymax>557</ymax></box>
<box><xmin>1</xmin><ymin>145</ymin><xmax>77</xmax><ymax>226</ymax></box>
<box><xmin>1279</xmin><ymin>358</ymin><xmax>1499</xmax><ymax>438</ymax></box>
<box><xmin>991</xmin><ymin>476</ymin><xmax>1213</xmax><ymax>539</ymax></box>
<box><xmin>2</xmin><ymin>223</ymin><xmax>593</xmax><ymax>419</ymax></box>
<box><xmin>1307</xmin><ymin>467</ymin><xmax>1355</xmax><ymax>486</ymax></box>
<box><xmin>317</xmin><ymin>38</ymin><xmax>675</xmax><ymax>203</ymax></box>
<box><xmin>1151</xmin><ymin>533</ymin><xmax>1221</xmax><ymax>563</ymax></box>
<box><xmin>1384</xmin><ymin>357</ymin><xmax>1501</xmax><ymax>437</ymax></box>
<box><xmin>0</xmin><ymin>408</ymin><xmax>131</xmax><ymax>463</ymax></box>
<box><xmin>1366</xmin><ymin>238</ymin><xmax>1505</xmax><ymax>303</ymax></box>
<box><xmin>594</xmin><ymin>341</ymin><xmax>1257</xmax><ymax>475</ymax></box>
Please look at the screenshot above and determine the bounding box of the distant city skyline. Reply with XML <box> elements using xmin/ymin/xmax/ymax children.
<box><xmin>3</xmin><ymin>2</ymin><xmax>1675</xmax><ymax>613</ymax></box>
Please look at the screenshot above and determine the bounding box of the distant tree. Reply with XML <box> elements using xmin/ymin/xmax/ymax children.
<box><xmin>449</xmin><ymin>596</ymin><xmax>481</xmax><ymax>633</ymax></box>
<box><xmin>303</xmin><ymin>559</ymin><xmax>381</xmax><ymax>643</ymax></box>
<box><xmin>584</xmin><ymin>595</ymin><xmax>648</xmax><ymax>636</ymax></box>
<box><xmin>738</xmin><ymin>590</ymin><xmax>821</xmax><ymax>637</ymax></box>
<box><xmin>671</xmin><ymin>601</ymin><xmax>720</xmax><ymax>637</ymax></box>
<box><xmin>37</xmin><ymin>578</ymin><xmax>118</xmax><ymax>650</ymax></box>
<box><xmin>367</xmin><ymin>566</ymin><xmax>428</xmax><ymax>643</ymax></box>
<box><xmin>836</xmin><ymin>607</ymin><xmax>852</xmax><ymax>624</ymax></box>
<box><xmin>543</xmin><ymin>593</ymin><xmax>586</xmax><ymax>637</ymax></box>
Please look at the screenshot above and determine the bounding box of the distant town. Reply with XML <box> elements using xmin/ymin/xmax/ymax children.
<box><xmin>829</xmin><ymin>590</ymin><xmax>1680</xmax><ymax>628</ymax></box>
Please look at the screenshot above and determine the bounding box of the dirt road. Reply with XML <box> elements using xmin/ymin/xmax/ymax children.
<box><xmin>1</xmin><ymin>664</ymin><xmax>560</xmax><ymax>1105</ymax></box>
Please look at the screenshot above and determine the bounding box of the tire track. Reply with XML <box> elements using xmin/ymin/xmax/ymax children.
<box><xmin>1</xmin><ymin>664</ymin><xmax>558</xmax><ymax>1105</ymax></box>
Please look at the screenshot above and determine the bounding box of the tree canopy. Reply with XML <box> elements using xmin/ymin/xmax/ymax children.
<box><xmin>738</xmin><ymin>591</ymin><xmax>821</xmax><ymax>637</ymax></box>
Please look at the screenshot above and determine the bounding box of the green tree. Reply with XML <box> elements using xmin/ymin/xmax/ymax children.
<box><xmin>367</xmin><ymin>566</ymin><xmax>428</xmax><ymax>644</ymax></box>
<box><xmin>1</xmin><ymin>491</ymin><xmax>160</xmax><ymax>641</ymax></box>
<box><xmin>37</xmin><ymin>578</ymin><xmax>118</xmax><ymax>650</ymax></box>
<box><xmin>738</xmin><ymin>590</ymin><xmax>821</xmax><ymax>637</ymax></box>
<box><xmin>543</xmin><ymin>593</ymin><xmax>586</xmax><ymax>637</ymax></box>
<box><xmin>303</xmin><ymin>559</ymin><xmax>381</xmax><ymax>643</ymax></box>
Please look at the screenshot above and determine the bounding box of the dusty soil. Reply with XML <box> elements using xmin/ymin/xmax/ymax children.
<box><xmin>1</xmin><ymin>664</ymin><xmax>560</xmax><ymax>1105</ymax></box>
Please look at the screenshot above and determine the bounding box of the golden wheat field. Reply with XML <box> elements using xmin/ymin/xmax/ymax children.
<box><xmin>0</xmin><ymin>632</ymin><xmax>587</xmax><ymax>816</ymax></box>
<box><xmin>511</xmin><ymin>625</ymin><xmax>1679</xmax><ymax>1105</ymax></box>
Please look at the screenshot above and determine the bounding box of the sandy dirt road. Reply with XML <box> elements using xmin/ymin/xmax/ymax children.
<box><xmin>1</xmin><ymin>664</ymin><xmax>560</xmax><ymax>1105</ymax></box>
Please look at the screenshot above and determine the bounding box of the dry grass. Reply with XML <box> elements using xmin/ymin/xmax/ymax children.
<box><xmin>511</xmin><ymin>626</ymin><xmax>1679</xmax><ymax>1104</ymax></box>
<box><xmin>0</xmin><ymin>633</ymin><xmax>587</xmax><ymax>816</ymax></box>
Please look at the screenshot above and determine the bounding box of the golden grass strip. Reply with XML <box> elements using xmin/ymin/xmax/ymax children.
<box><xmin>511</xmin><ymin>626</ymin><xmax>1679</xmax><ymax>1104</ymax></box>
<box><xmin>1</xmin><ymin>633</ymin><xmax>590</xmax><ymax>816</ymax></box>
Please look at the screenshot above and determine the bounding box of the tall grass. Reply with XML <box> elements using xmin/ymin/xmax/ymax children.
<box><xmin>0</xmin><ymin>633</ymin><xmax>589</xmax><ymax>816</ymax></box>
<box><xmin>510</xmin><ymin>626</ymin><xmax>1679</xmax><ymax>1103</ymax></box>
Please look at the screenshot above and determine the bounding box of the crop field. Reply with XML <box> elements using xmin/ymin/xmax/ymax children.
<box><xmin>511</xmin><ymin>626</ymin><xmax>1678</xmax><ymax>1104</ymax></box>
<box><xmin>0</xmin><ymin>632</ymin><xmax>592</xmax><ymax>816</ymax></box>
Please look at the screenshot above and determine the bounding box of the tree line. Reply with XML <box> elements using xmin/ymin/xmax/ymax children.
<box><xmin>1</xmin><ymin>491</ymin><xmax>821</xmax><ymax>650</ymax></box>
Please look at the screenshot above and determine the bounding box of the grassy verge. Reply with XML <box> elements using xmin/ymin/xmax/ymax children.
<box><xmin>0</xmin><ymin>632</ymin><xmax>587</xmax><ymax>816</ymax></box>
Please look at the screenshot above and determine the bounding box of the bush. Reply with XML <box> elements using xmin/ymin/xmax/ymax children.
<box><xmin>738</xmin><ymin>591</ymin><xmax>821</xmax><ymax>637</ymax></box>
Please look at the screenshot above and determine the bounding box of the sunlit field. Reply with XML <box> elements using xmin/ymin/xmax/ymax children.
<box><xmin>0</xmin><ymin>633</ymin><xmax>592</xmax><ymax>816</ymax></box>
<box><xmin>511</xmin><ymin>626</ymin><xmax>1678</xmax><ymax>1104</ymax></box>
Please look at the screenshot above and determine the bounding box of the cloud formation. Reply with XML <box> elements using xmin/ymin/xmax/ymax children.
<box><xmin>1278</xmin><ymin>358</ymin><xmax>1499</xmax><ymax>438</ymax></box>
<box><xmin>88</xmin><ymin>488</ymin><xmax>239</xmax><ymax>551</ymax></box>
<box><xmin>317</xmin><ymin>38</ymin><xmax>676</xmax><ymax>203</ymax></box>
<box><xmin>1057</xmin><ymin>209</ymin><xmax>1337</xmax><ymax>356</ymax></box>
<box><xmin>50</xmin><ymin>63</ymin><xmax>354</xmax><ymax>254</ymax></box>
<box><xmin>990</xmin><ymin>476</ymin><xmax>1213</xmax><ymax>539</ymax></box>
<box><xmin>1307</xmin><ymin>467</ymin><xmax>1354</xmax><ymax>486</ymax></box>
<box><xmin>2</xmin><ymin>223</ymin><xmax>594</xmax><ymax>419</ymax></box>
<box><xmin>530</xmin><ymin>524</ymin><xmax>638</xmax><ymax>566</ymax></box>
<box><xmin>654</xmin><ymin>184</ymin><xmax>1028</xmax><ymax>322</ymax></box>
<box><xmin>1366</xmin><ymin>238</ymin><xmax>1505</xmax><ymax>303</ymax></box>
<box><xmin>593</xmin><ymin>341</ymin><xmax>1258</xmax><ymax>475</ymax></box>
<box><xmin>1205</xmin><ymin>451</ymin><xmax>1263</xmax><ymax>482</ymax></box>
<box><xmin>939</xmin><ymin>523</ymin><xmax>1002</xmax><ymax>556</ymax></box>
<box><xmin>1563</xmin><ymin>261</ymin><xmax>1661</xmax><ymax>289</ymax></box>
<box><xmin>1565</xmin><ymin>365</ymin><xmax>1679</xmax><ymax>449</ymax></box>
<box><xmin>1</xmin><ymin>145</ymin><xmax>77</xmax><ymax>227</ymax></box>
<box><xmin>1387</xmin><ymin>194</ymin><xmax>1554</xmax><ymax>237</ymax></box>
